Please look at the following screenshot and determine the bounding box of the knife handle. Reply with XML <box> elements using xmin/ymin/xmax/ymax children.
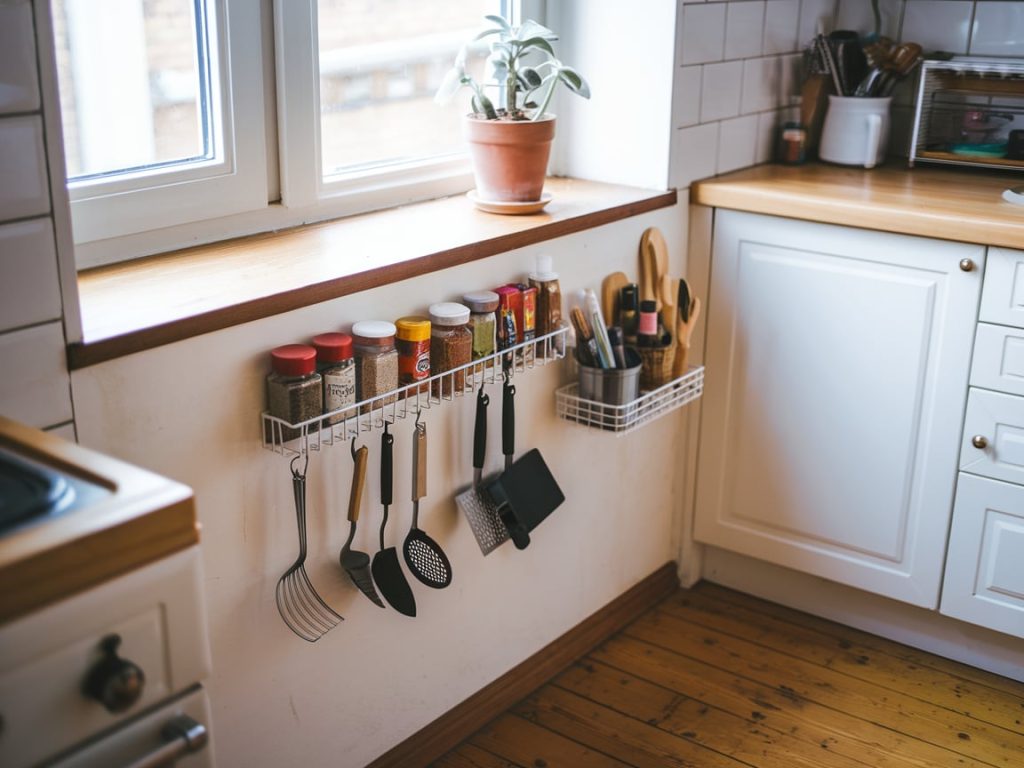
<box><xmin>381</xmin><ymin>429</ymin><xmax>393</xmax><ymax>507</ymax></box>
<box><xmin>473</xmin><ymin>388</ymin><xmax>489</xmax><ymax>471</ymax></box>
<box><xmin>348</xmin><ymin>446</ymin><xmax>368</xmax><ymax>522</ymax></box>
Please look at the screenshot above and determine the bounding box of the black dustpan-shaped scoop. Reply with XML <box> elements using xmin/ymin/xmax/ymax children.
<box><xmin>371</xmin><ymin>424</ymin><xmax>416</xmax><ymax>616</ymax></box>
<box><xmin>485</xmin><ymin>448</ymin><xmax>564</xmax><ymax>550</ymax></box>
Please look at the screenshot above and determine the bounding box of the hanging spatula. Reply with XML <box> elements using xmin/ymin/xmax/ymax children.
<box><xmin>339</xmin><ymin>440</ymin><xmax>384</xmax><ymax>608</ymax></box>
<box><xmin>370</xmin><ymin>423</ymin><xmax>416</xmax><ymax>616</ymax></box>
<box><xmin>403</xmin><ymin>417</ymin><xmax>452</xmax><ymax>588</ymax></box>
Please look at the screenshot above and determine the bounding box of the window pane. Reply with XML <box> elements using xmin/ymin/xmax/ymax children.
<box><xmin>53</xmin><ymin>0</ymin><xmax>210</xmax><ymax>180</ymax></box>
<box><xmin>317</xmin><ymin>0</ymin><xmax>496</xmax><ymax>176</ymax></box>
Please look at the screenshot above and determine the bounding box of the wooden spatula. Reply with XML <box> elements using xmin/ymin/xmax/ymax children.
<box><xmin>672</xmin><ymin>296</ymin><xmax>702</xmax><ymax>378</ymax></box>
<box><xmin>601</xmin><ymin>272</ymin><xmax>629</xmax><ymax>327</ymax></box>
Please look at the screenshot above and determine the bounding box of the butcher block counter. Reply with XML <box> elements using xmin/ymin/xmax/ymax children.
<box><xmin>691</xmin><ymin>163</ymin><xmax>1024</xmax><ymax>250</ymax></box>
<box><xmin>0</xmin><ymin>417</ymin><xmax>197</xmax><ymax>623</ymax></box>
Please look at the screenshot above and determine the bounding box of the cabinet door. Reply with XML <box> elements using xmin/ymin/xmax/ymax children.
<box><xmin>695</xmin><ymin>211</ymin><xmax>982</xmax><ymax>608</ymax></box>
<box><xmin>941</xmin><ymin>474</ymin><xmax>1024</xmax><ymax>639</ymax></box>
<box><xmin>980</xmin><ymin>247</ymin><xmax>1024</xmax><ymax>329</ymax></box>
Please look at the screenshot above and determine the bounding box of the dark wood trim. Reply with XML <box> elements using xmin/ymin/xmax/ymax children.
<box><xmin>366</xmin><ymin>561</ymin><xmax>680</xmax><ymax>768</ymax></box>
<box><xmin>68</xmin><ymin>189</ymin><xmax>676</xmax><ymax>369</ymax></box>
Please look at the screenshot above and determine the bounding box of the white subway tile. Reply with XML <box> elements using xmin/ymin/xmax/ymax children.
<box><xmin>672</xmin><ymin>122</ymin><xmax>720</xmax><ymax>187</ymax></box>
<box><xmin>798</xmin><ymin>0</ymin><xmax>838</xmax><ymax>45</ymax></box>
<box><xmin>725</xmin><ymin>1</ymin><xmax>766</xmax><ymax>60</ymax></box>
<box><xmin>0</xmin><ymin>218</ymin><xmax>61</xmax><ymax>333</ymax></box>
<box><xmin>702</xmin><ymin>60</ymin><xmax>744</xmax><ymax>121</ymax></box>
<box><xmin>0</xmin><ymin>322</ymin><xmax>72</xmax><ymax>429</ymax></box>
<box><xmin>0</xmin><ymin>3</ymin><xmax>40</xmax><ymax>114</ymax></box>
<box><xmin>718</xmin><ymin>114</ymin><xmax>760</xmax><ymax>173</ymax></box>
<box><xmin>681</xmin><ymin>2</ymin><xmax>727</xmax><ymax>64</ymax></box>
<box><xmin>0</xmin><ymin>116</ymin><xmax>50</xmax><ymax>222</ymax></box>
<box><xmin>764</xmin><ymin>0</ymin><xmax>801</xmax><ymax>55</ymax></box>
<box><xmin>971</xmin><ymin>2</ymin><xmax>1024</xmax><ymax>57</ymax></box>
<box><xmin>675</xmin><ymin>66</ymin><xmax>704</xmax><ymax>127</ymax></box>
<box><xmin>903</xmin><ymin>1</ymin><xmax>973</xmax><ymax>55</ymax></box>
<box><xmin>741</xmin><ymin>56</ymin><xmax>782</xmax><ymax>113</ymax></box>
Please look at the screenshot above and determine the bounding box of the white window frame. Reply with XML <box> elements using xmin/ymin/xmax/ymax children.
<box><xmin>65</xmin><ymin>0</ymin><xmax>268</xmax><ymax>245</ymax></box>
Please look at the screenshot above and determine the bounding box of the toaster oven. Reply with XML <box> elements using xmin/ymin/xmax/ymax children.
<box><xmin>909</xmin><ymin>57</ymin><xmax>1024</xmax><ymax>171</ymax></box>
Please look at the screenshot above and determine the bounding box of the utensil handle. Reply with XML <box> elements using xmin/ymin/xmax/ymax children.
<box><xmin>502</xmin><ymin>378</ymin><xmax>515</xmax><ymax>462</ymax></box>
<box><xmin>348</xmin><ymin>446</ymin><xmax>367</xmax><ymax>522</ymax></box>
<box><xmin>381</xmin><ymin>430</ymin><xmax>393</xmax><ymax>507</ymax></box>
<box><xmin>412</xmin><ymin>425</ymin><xmax>427</xmax><ymax>501</ymax></box>
<box><xmin>473</xmin><ymin>388</ymin><xmax>489</xmax><ymax>471</ymax></box>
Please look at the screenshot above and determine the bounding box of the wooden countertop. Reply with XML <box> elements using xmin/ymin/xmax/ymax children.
<box><xmin>0</xmin><ymin>417</ymin><xmax>197</xmax><ymax>623</ymax></box>
<box><xmin>691</xmin><ymin>163</ymin><xmax>1024</xmax><ymax>250</ymax></box>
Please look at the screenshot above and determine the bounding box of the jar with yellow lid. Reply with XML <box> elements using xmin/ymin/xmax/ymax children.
<box><xmin>396</xmin><ymin>316</ymin><xmax>431</xmax><ymax>395</ymax></box>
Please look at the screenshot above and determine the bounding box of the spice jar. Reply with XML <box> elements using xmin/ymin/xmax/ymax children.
<box><xmin>266</xmin><ymin>344</ymin><xmax>322</xmax><ymax>441</ymax></box>
<box><xmin>396</xmin><ymin>316</ymin><xmax>431</xmax><ymax>394</ymax></box>
<box><xmin>352</xmin><ymin>320</ymin><xmax>399</xmax><ymax>409</ymax></box>
<box><xmin>528</xmin><ymin>254</ymin><xmax>563</xmax><ymax>356</ymax></box>
<box><xmin>429</xmin><ymin>302</ymin><xmax>472</xmax><ymax>397</ymax></box>
<box><xmin>312</xmin><ymin>333</ymin><xmax>356</xmax><ymax>427</ymax></box>
<box><xmin>462</xmin><ymin>290</ymin><xmax>499</xmax><ymax>362</ymax></box>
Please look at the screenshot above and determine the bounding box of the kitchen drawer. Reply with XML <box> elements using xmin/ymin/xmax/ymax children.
<box><xmin>0</xmin><ymin>116</ymin><xmax>50</xmax><ymax>221</ymax></box>
<box><xmin>941</xmin><ymin>474</ymin><xmax>1024</xmax><ymax>639</ymax></box>
<box><xmin>0</xmin><ymin>322</ymin><xmax>72</xmax><ymax>428</ymax></box>
<box><xmin>0</xmin><ymin>2</ymin><xmax>41</xmax><ymax>114</ymax></box>
<box><xmin>980</xmin><ymin>247</ymin><xmax>1024</xmax><ymax>329</ymax></box>
<box><xmin>960</xmin><ymin>388</ymin><xmax>1024</xmax><ymax>486</ymax></box>
<box><xmin>971</xmin><ymin>322</ymin><xmax>1024</xmax><ymax>398</ymax></box>
<box><xmin>0</xmin><ymin>548</ymin><xmax>211</xmax><ymax>768</ymax></box>
<box><xmin>0</xmin><ymin>218</ymin><xmax>62</xmax><ymax>333</ymax></box>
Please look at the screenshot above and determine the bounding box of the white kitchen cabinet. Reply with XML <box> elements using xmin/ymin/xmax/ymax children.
<box><xmin>960</xmin><ymin>388</ymin><xmax>1024</xmax><ymax>486</ymax></box>
<box><xmin>970</xmin><ymin>323</ymin><xmax>1024</xmax><ymax>398</ymax></box>
<box><xmin>980</xmin><ymin>247</ymin><xmax>1024</xmax><ymax>329</ymax></box>
<box><xmin>0</xmin><ymin>322</ymin><xmax>73</xmax><ymax>428</ymax></box>
<box><xmin>941</xmin><ymin>474</ymin><xmax>1024</xmax><ymax>639</ymax></box>
<box><xmin>694</xmin><ymin>210</ymin><xmax>983</xmax><ymax>608</ymax></box>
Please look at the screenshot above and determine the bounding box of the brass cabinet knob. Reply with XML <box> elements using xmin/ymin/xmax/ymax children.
<box><xmin>82</xmin><ymin>634</ymin><xmax>145</xmax><ymax>713</ymax></box>
<box><xmin>971</xmin><ymin>435</ymin><xmax>988</xmax><ymax>449</ymax></box>
<box><xmin>959</xmin><ymin>259</ymin><xmax>975</xmax><ymax>272</ymax></box>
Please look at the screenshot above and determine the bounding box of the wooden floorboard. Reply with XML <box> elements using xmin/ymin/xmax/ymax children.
<box><xmin>432</xmin><ymin>583</ymin><xmax>1024</xmax><ymax>768</ymax></box>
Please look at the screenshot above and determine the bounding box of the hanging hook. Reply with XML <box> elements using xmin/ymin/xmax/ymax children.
<box><xmin>290</xmin><ymin>451</ymin><xmax>308</xmax><ymax>479</ymax></box>
<box><xmin>415</xmin><ymin>408</ymin><xmax>423</xmax><ymax>428</ymax></box>
<box><xmin>350</xmin><ymin>436</ymin><xmax>360</xmax><ymax>461</ymax></box>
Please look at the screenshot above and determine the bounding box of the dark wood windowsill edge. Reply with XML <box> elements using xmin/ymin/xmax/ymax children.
<box><xmin>68</xmin><ymin>179</ymin><xmax>676</xmax><ymax>370</ymax></box>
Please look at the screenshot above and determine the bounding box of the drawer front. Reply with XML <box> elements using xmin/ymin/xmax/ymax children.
<box><xmin>971</xmin><ymin>322</ymin><xmax>1024</xmax><ymax>398</ymax></box>
<box><xmin>941</xmin><ymin>473</ymin><xmax>1024</xmax><ymax>639</ymax></box>
<box><xmin>0</xmin><ymin>2</ymin><xmax>40</xmax><ymax>114</ymax></box>
<box><xmin>0</xmin><ymin>548</ymin><xmax>211</xmax><ymax>768</ymax></box>
<box><xmin>980</xmin><ymin>247</ymin><xmax>1024</xmax><ymax>329</ymax></box>
<box><xmin>0</xmin><ymin>218</ymin><xmax>62</xmax><ymax>333</ymax></box>
<box><xmin>0</xmin><ymin>116</ymin><xmax>50</xmax><ymax>221</ymax></box>
<box><xmin>960</xmin><ymin>388</ymin><xmax>1024</xmax><ymax>486</ymax></box>
<box><xmin>0</xmin><ymin>321</ymin><xmax>72</xmax><ymax>428</ymax></box>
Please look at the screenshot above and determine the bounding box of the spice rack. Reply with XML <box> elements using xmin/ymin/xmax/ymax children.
<box><xmin>555</xmin><ymin>365</ymin><xmax>705</xmax><ymax>435</ymax></box>
<box><xmin>262</xmin><ymin>325</ymin><xmax>569</xmax><ymax>457</ymax></box>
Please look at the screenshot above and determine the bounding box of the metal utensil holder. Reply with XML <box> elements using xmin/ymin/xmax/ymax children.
<box><xmin>262</xmin><ymin>325</ymin><xmax>569</xmax><ymax>457</ymax></box>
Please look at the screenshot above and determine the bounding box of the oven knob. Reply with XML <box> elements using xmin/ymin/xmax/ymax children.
<box><xmin>82</xmin><ymin>634</ymin><xmax>145</xmax><ymax>714</ymax></box>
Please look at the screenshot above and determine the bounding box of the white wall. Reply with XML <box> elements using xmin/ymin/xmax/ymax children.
<box><xmin>71</xmin><ymin>204</ymin><xmax>692</xmax><ymax>767</ymax></box>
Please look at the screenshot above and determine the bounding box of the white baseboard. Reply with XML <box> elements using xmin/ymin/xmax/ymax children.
<box><xmin>702</xmin><ymin>546</ymin><xmax>1024</xmax><ymax>684</ymax></box>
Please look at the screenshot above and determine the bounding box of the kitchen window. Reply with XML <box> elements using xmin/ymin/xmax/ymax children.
<box><xmin>54</xmin><ymin>0</ymin><xmax>528</xmax><ymax>267</ymax></box>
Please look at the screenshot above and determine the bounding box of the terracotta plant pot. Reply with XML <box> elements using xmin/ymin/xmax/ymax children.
<box><xmin>463</xmin><ymin>115</ymin><xmax>555</xmax><ymax>203</ymax></box>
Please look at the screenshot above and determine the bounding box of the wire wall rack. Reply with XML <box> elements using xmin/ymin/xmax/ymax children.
<box><xmin>262</xmin><ymin>325</ymin><xmax>569</xmax><ymax>457</ymax></box>
<box><xmin>555</xmin><ymin>365</ymin><xmax>705</xmax><ymax>435</ymax></box>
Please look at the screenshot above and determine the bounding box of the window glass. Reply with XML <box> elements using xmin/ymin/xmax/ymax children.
<box><xmin>317</xmin><ymin>0</ymin><xmax>494</xmax><ymax>176</ymax></box>
<box><xmin>53</xmin><ymin>0</ymin><xmax>211</xmax><ymax>180</ymax></box>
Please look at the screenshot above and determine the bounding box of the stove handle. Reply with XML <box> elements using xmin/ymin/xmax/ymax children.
<box><xmin>122</xmin><ymin>714</ymin><xmax>208</xmax><ymax>768</ymax></box>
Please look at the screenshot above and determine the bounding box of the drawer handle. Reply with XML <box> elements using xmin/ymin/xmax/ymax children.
<box><xmin>123</xmin><ymin>715</ymin><xmax>208</xmax><ymax>768</ymax></box>
<box><xmin>959</xmin><ymin>258</ymin><xmax>975</xmax><ymax>272</ymax></box>
<box><xmin>971</xmin><ymin>435</ymin><xmax>988</xmax><ymax>449</ymax></box>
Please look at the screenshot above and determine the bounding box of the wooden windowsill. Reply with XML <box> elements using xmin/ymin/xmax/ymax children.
<box><xmin>69</xmin><ymin>178</ymin><xmax>676</xmax><ymax>370</ymax></box>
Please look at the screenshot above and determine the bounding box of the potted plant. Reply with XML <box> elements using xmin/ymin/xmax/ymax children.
<box><xmin>435</xmin><ymin>15</ymin><xmax>590</xmax><ymax>210</ymax></box>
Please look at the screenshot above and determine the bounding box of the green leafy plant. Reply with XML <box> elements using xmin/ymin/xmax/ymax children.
<box><xmin>434</xmin><ymin>15</ymin><xmax>590</xmax><ymax>122</ymax></box>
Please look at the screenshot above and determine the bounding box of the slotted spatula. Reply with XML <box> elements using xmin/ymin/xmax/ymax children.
<box><xmin>455</xmin><ymin>386</ymin><xmax>509</xmax><ymax>555</ymax></box>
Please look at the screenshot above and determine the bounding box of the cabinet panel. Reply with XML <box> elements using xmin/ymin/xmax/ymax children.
<box><xmin>0</xmin><ymin>116</ymin><xmax>50</xmax><ymax>221</ymax></box>
<box><xmin>695</xmin><ymin>211</ymin><xmax>982</xmax><ymax>607</ymax></box>
<box><xmin>971</xmin><ymin>322</ymin><xmax>1024</xmax><ymax>398</ymax></box>
<box><xmin>941</xmin><ymin>474</ymin><xmax>1024</xmax><ymax>639</ymax></box>
<box><xmin>0</xmin><ymin>2</ymin><xmax>40</xmax><ymax>114</ymax></box>
<box><xmin>980</xmin><ymin>247</ymin><xmax>1024</xmax><ymax>329</ymax></box>
<box><xmin>0</xmin><ymin>218</ymin><xmax>62</xmax><ymax>333</ymax></box>
<box><xmin>960</xmin><ymin>388</ymin><xmax>1024</xmax><ymax>486</ymax></box>
<box><xmin>0</xmin><ymin>322</ymin><xmax>72</xmax><ymax>428</ymax></box>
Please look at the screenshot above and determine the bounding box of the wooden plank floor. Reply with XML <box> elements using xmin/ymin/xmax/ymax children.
<box><xmin>433</xmin><ymin>583</ymin><xmax>1024</xmax><ymax>768</ymax></box>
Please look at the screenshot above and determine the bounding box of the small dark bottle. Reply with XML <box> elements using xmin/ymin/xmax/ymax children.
<box><xmin>620</xmin><ymin>284</ymin><xmax>640</xmax><ymax>346</ymax></box>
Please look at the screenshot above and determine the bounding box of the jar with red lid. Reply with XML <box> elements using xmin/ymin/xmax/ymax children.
<box><xmin>312</xmin><ymin>332</ymin><xmax>356</xmax><ymax>426</ymax></box>
<box><xmin>266</xmin><ymin>344</ymin><xmax>322</xmax><ymax>441</ymax></box>
<box><xmin>395</xmin><ymin>316</ymin><xmax>431</xmax><ymax>395</ymax></box>
<box><xmin>352</xmin><ymin>320</ymin><xmax>399</xmax><ymax>408</ymax></box>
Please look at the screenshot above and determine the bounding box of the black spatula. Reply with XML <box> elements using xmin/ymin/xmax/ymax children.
<box><xmin>370</xmin><ymin>423</ymin><xmax>416</xmax><ymax>617</ymax></box>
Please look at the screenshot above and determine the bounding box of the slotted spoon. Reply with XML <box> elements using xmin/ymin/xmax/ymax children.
<box><xmin>403</xmin><ymin>416</ymin><xmax>452</xmax><ymax>589</ymax></box>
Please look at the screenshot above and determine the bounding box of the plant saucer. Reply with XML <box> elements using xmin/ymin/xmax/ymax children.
<box><xmin>467</xmin><ymin>190</ymin><xmax>552</xmax><ymax>215</ymax></box>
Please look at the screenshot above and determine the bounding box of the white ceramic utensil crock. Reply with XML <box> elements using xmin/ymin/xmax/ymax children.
<box><xmin>819</xmin><ymin>95</ymin><xmax>892</xmax><ymax>168</ymax></box>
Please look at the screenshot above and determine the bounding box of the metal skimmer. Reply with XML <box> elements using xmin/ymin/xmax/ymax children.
<box><xmin>275</xmin><ymin>455</ymin><xmax>343</xmax><ymax>642</ymax></box>
<box><xmin>403</xmin><ymin>415</ymin><xmax>452</xmax><ymax>588</ymax></box>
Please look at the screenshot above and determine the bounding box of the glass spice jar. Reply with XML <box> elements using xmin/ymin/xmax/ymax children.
<box><xmin>396</xmin><ymin>316</ymin><xmax>431</xmax><ymax>395</ymax></box>
<box><xmin>462</xmin><ymin>290</ymin><xmax>499</xmax><ymax>362</ymax></box>
<box><xmin>312</xmin><ymin>332</ymin><xmax>356</xmax><ymax>427</ymax></box>
<box><xmin>352</xmin><ymin>320</ymin><xmax>399</xmax><ymax>410</ymax></box>
<box><xmin>266</xmin><ymin>344</ymin><xmax>322</xmax><ymax>442</ymax></box>
<box><xmin>429</xmin><ymin>302</ymin><xmax>472</xmax><ymax>398</ymax></box>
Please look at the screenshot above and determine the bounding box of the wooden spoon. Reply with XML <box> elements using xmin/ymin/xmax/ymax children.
<box><xmin>672</xmin><ymin>296</ymin><xmax>702</xmax><ymax>379</ymax></box>
<box><xmin>601</xmin><ymin>271</ymin><xmax>629</xmax><ymax>327</ymax></box>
